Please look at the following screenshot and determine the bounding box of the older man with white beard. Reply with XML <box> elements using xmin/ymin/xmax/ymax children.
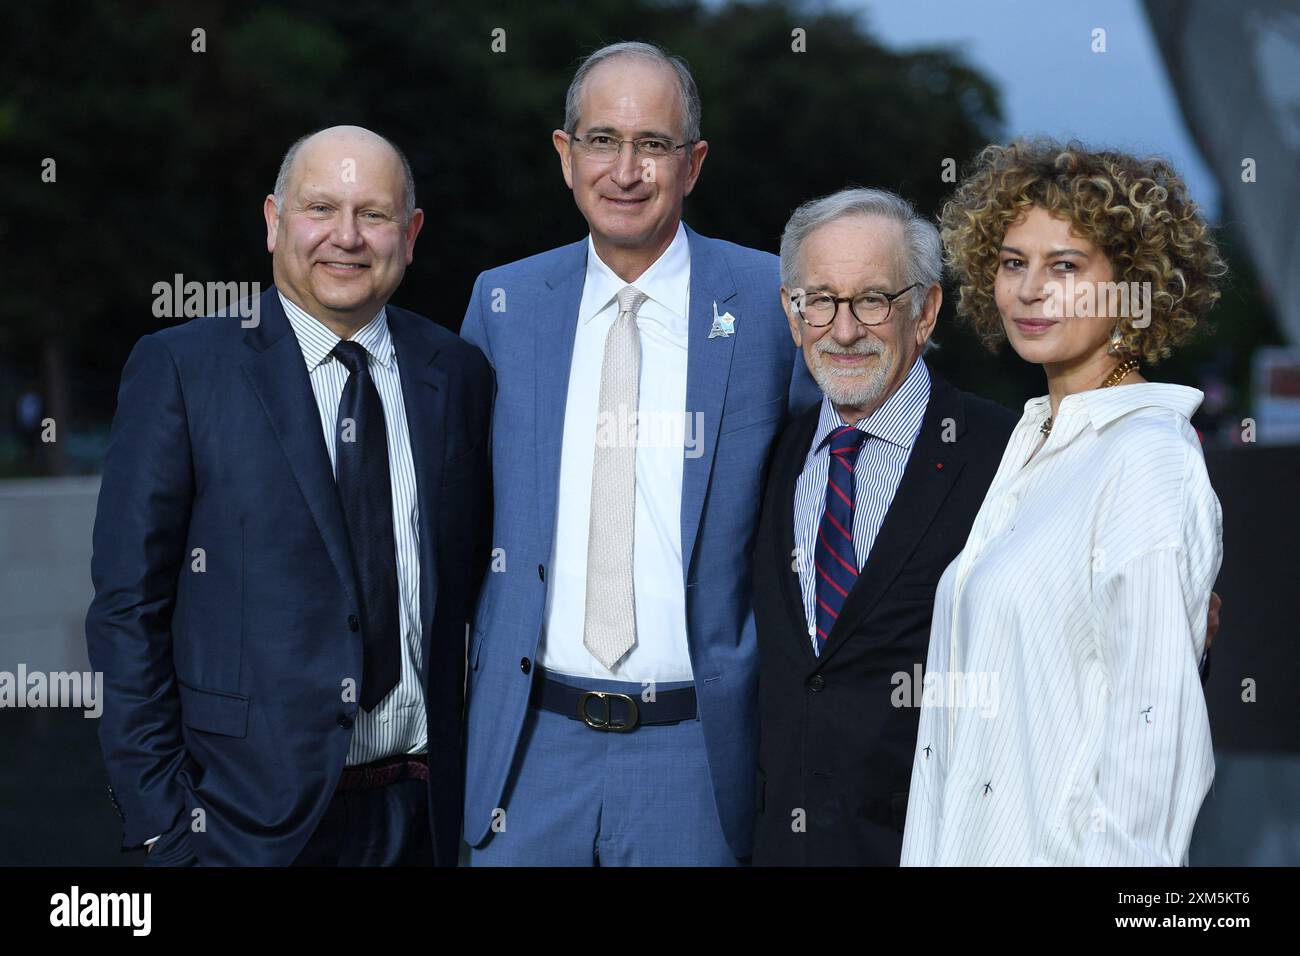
<box><xmin>748</xmin><ymin>188</ymin><xmax>1019</xmax><ymax>865</ymax></box>
<box><xmin>749</xmin><ymin>187</ymin><xmax>1220</xmax><ymax>866</ymax></box>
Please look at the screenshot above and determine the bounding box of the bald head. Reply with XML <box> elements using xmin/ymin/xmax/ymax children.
<box><xmin>264</xmin><ymin>124</ymin><xmax>424</xmax><ymax>338</ymax></box>
<box><xmin>273</xmin><ymin>125</ymin><xmax>416</xmax><ymax>224</ymax></box>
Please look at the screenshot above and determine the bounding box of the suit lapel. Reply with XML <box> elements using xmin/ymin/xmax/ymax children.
<box><xmin>388</xmin><ymin>310</ymin><xmax>448</xmax><ymax>672</ymax></box>
<box><xmin>773</xmin><ymin>406</ymin><xmax>822</xmax><ymax>667</ymax></box>
<box><xmin>680</xmin><ymin>226</ymin><xmax>739</xmax><ymax>578</ymax></box>
<box><xmin>528</xmin><ymin>228</ymin><xmax>739</xmax><ymax>591</ymax></box>
<box><xmin>534</xmin><ymin>240</ymin><xmax>589</xmax><ymax>561</ymax></box>
<box><xmin>241</xmin><ymin>286</ymin><xmax>359</xmax><ymax>610</ymax></box>
<box><xmin>817</xmin><ymin>372</ymin><xmax>968</xmax><ymax>670</ymax></box>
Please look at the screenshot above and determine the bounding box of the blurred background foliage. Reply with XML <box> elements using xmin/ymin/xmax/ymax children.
<box><xmin>0</xmin><ymin>0</ymin><xmax>1279</xmax><ymax>474</ymax></box>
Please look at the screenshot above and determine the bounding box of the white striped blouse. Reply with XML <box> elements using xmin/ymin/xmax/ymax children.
<box><xmin>900</xmin><ymin>382</ymin><xmax>1222</xmax><ymax>866</ymax></box>
<box><xmin>280</xmin><ymin>292</ymin><xmax>427</xmax><ymax>767</ymax></box>
<box><xmin>794</xmin><ymin>357</ymin><xmax>931</xmax><ymax>651</ymax></box>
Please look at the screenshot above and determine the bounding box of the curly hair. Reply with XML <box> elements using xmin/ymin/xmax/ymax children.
<box><xmin>939</xmin><ymin>139</ymin><xmax>1226</xmax><ymax>364</ymax></box>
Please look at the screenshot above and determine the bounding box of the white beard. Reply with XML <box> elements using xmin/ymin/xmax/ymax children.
<box><xmin>811</xmin><ymin>340</ymin><xmax>892</xmax><ymax>409</ymax></box>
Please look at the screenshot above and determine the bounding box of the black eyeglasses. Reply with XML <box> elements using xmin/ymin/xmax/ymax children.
<box><xmin>570</xmin><ymin>133</ymin><xmax>693</xmax><ymax>161</ymax></box>
<box><xmin>792</xmin><ymin>283</ymin><xmax>920</xmax><ymax>327</ymax></box>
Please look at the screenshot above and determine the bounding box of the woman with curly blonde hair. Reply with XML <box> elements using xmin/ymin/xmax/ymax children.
<box><xmin>900</xmin><ymin>140</ymin><xmax>1226</xmax><ymax>866</ymax></box>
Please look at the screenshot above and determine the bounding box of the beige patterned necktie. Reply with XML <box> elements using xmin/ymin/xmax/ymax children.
<box><xmin>583</xmin><ymin>285</ymin><xmax>649</xmax><ymax>670</ymax></box>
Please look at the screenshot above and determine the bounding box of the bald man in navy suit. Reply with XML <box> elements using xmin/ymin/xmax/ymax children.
<box><xmin>87</xmin><ymin>126</ymin><xmax>492</xmax><ymax>866</ymax></box>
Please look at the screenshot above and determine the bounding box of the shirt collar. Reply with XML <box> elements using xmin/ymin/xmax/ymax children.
<box><xmin>1023</xmin><ymin>381</ymin><xmax>1203</xmax><ymax>435</ymax></box>
<box><xmin>581</xmin><ymin>221</ymin><xmax>690</xmax><ymax>331</ymax></box>
<box><xmin>278</xmin><ymin>291</ymin><xmax>395</xmax><ymax>372</ymax></box>
<box><xmin>811</xmin><ymin>356</ymin><xmax>932</xmax><ymax>455</ymax></box>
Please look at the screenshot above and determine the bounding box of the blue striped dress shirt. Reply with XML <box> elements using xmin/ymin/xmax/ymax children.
<box><xmin>279</xmin><ymin>292</ymin><xmax>426</xmax><ymax>766</ymax></box>
<box><xmin>794</xmin><ymin>357</ymin><xmax>932</xmax><ymax>651</ymax></box>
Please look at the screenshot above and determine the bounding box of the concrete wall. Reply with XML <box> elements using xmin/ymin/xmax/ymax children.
<box><xmin>0</xmin><ymin>476</ymin><xmax>99</xmax><ymax>674</ymax></box>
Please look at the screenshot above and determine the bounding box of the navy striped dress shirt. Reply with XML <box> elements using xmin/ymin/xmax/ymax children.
<box><xmin>793</xmin><ymin>357</ymin><xmax>931</xmax><ymax>652</ymax></box>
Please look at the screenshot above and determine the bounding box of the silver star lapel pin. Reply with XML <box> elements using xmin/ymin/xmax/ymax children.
<box><xmin>708</xmin><ymin>301</ymin><xmax>737</xmax><ymax>339</ymax></box>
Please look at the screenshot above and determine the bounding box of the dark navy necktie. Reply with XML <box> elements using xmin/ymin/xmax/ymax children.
<box><xmin>814</xmin><ymin>425</ymin><xmax>868</xmax><ymax>656</ymax></box>
<box><xmin>331</xmin><ymin>340</ymin><xmax>400</xmax><ymax>711</ymax></box>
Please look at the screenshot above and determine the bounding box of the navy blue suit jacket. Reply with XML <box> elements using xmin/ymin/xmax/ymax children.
<box><xmin>85</xmin><ymin>286</ymin><xmax>492</xmax><ymax>865</ymax></box>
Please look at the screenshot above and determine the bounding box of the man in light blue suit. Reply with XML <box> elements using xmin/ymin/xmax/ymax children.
<box><xmin>460</xmin><ymin>41</ymin><xmax>818</xmax><ymax>865</ymax></box>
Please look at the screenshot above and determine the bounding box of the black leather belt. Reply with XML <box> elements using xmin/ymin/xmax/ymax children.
<box><xmin>531</xmin><ymin>668</ymin><xmax>697</xmax><ymax>731</ymax></box>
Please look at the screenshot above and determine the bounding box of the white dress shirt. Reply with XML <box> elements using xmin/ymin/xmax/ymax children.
<box><xmin>794</xmin><ymin>357</ymin><xmax>930</xmax><ymax>651</ymax></box>
<box><xmin>280</xmin><ymin>292</ymin><xmax>426</xmax><ymax>765</ymax></box>
<box><xmin>900</xmin><ymin>382</ymin><xmax>1221</xmax><ymax>866</ymax></box>
<box><xmin>538</xmin><ymin>222</ymin><xmax>693</xmax><ymax>682</ymax></box>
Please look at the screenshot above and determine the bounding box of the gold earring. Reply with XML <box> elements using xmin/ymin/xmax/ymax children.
<box><xmin>1108</xmin><ymin>323</ymin><xmax>1123</xmax><ymax>355</ymax></box>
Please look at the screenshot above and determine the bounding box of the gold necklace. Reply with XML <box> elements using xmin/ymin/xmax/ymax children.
<box><xmin>1040</xmin><ymin>357</ymin><xmax>1140</xmax><ymax>436</ymax></box>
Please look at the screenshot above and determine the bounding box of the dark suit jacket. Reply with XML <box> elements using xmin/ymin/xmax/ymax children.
<box><xmin>85</xmin><ymin>286</ymin><xmax>492</xmax><ymax>866</ymax></box>
<box><xmin>751</xmin><ymin>366</ymin><xmax>1016</xmax><ymax>866</ymax></box>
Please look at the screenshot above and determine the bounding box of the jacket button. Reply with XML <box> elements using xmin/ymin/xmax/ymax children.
<box><xmin>520</xmin><ymin>657</ymin><xmax>532</xmax><ymax>674</ymax></box>
<box><xmin>337</xmin><ymin>714</ymin><xmax>354</xmax><ymax>729</ymax></box>
<box><xmin>347</xmin><ymin>614</ymin><xmax>360</xmax><ymax>632</ymax></box>
<box><xmin>807</xmin><ymin>675</ymin><xmax>825</xmax><ymax>692</ymax></box>
<box><xmin>538</xmin><ymin>564</ymin><xmax>545</xmax><ymax>582</ymax></box>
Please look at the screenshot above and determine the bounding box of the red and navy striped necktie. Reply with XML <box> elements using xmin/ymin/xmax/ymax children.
<box><xmin>814</xmin><ymin>425</ymin><xmax>868</xmax><ymax>656</ymax></box>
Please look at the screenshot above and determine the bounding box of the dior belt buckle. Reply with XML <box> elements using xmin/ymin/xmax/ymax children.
<box><xmin>579</xmin><ymin>691</ymin><xmax>640</xmax><ymax>732</ymax></box>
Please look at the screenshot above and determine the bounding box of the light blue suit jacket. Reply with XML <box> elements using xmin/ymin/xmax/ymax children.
<box><xmin>460</xmin><ymin>224</ymin><xmax>819</xmax><ymax>857</ymax></box>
